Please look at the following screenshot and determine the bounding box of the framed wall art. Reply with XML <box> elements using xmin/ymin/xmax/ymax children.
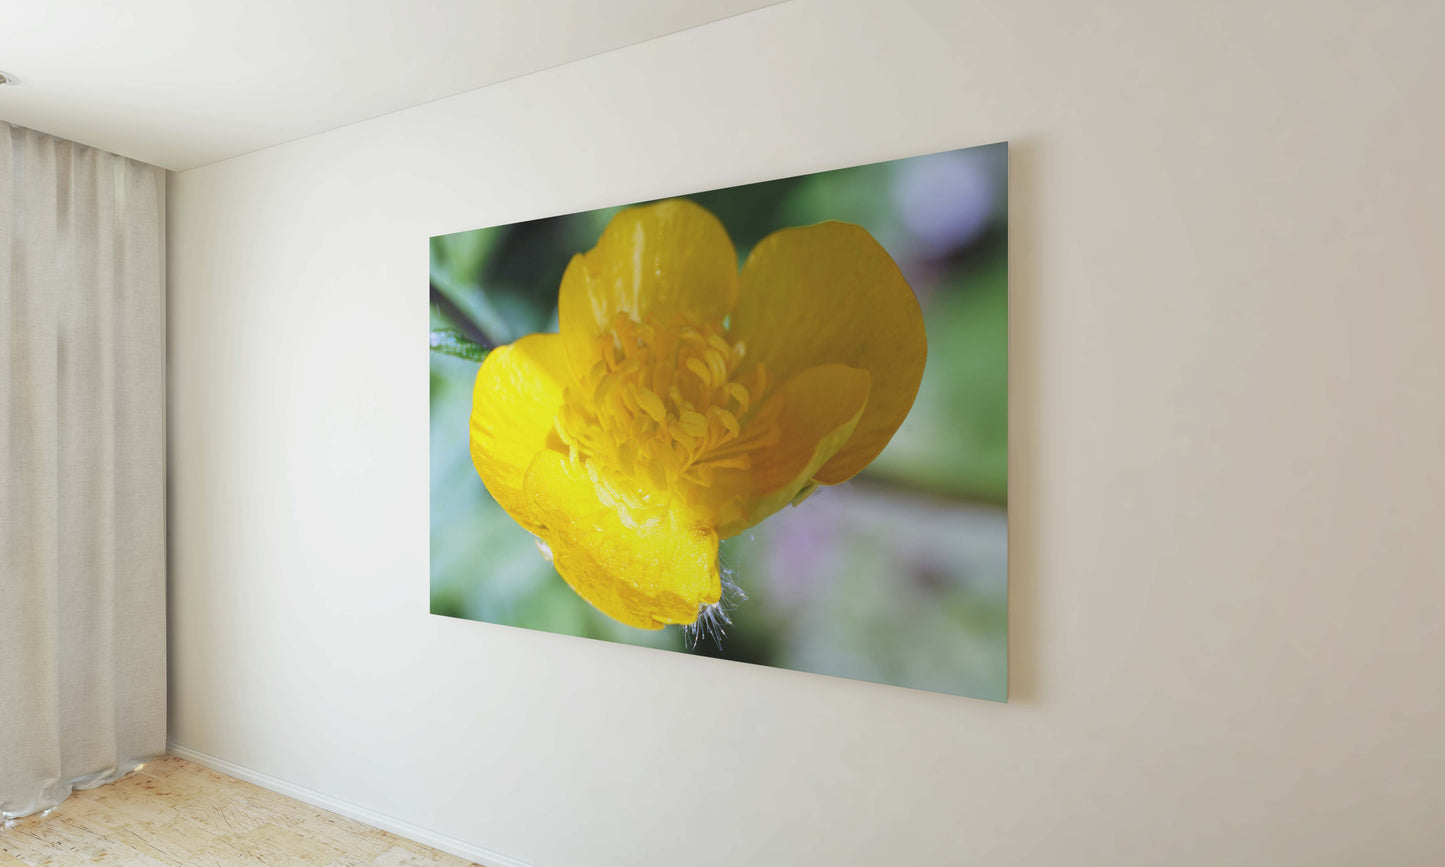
<box><xmin>430</xmin><ymin>142</ymin><xmax>1007</xmax><ymax>700</ymax></box>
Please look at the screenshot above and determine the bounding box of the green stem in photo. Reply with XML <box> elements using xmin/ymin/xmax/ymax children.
<box><xmin>430</xmin><ymin>264</ymin><xmax>511</xmax><ymax>346</ymax></box>
<box><xmin>429</xmin><ymin>329</ymin><xmax>491</xmax><ymax>363</ymax></box>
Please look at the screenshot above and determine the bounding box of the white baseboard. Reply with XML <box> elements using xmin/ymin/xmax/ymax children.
<box><xmin>166</xmin><ymin>742</ymin><xmax>535</xmax><ymax>867</ymax></box>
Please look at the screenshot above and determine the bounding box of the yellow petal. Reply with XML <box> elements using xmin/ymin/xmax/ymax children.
<box><xmin>523</xmin><ymin>451</ymin><xmax>720</xmax><ymax>629</ymax></box>
<box><xmin>709</xmin><ymin>363</ymin><xmax>870</xmax><ymax>538</ymax></box>
<box><xmin>469</xmin><ymin>333</ymin><xmax>571</xmax><ymax>534</ymax></box>
<box><xmin>732</xmin><ymin>221</ymin><xmax>926</xmax><ymax>485</ymax></box>
<box><xmin>558</xmin><ymin>199</ymin><xmax>739</xmax><ymax>378</ymax></box>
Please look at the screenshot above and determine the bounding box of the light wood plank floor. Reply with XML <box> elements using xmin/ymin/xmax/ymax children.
<box><xmin>0</xmin><ymin>756</ymin><xmax>481</xmax><ymax>866</ymax></box>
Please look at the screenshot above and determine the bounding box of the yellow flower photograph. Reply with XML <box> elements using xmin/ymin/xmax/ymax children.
<box><xmin>431</xmin><ymin>143</ymin><xmax>1007</xmax><ymax>700</ymax></box>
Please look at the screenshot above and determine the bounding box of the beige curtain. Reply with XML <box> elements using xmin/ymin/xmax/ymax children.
<box><xmin>0</xmin><ymin>123</ymin><xmax>166</xmax><ymax>819</ymax></box>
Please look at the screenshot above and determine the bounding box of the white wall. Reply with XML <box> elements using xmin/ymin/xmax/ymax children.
<box><xmin>166</xmin><ymin>1</ymin><xmax>1445</xmax><ymax>865</ymax></box>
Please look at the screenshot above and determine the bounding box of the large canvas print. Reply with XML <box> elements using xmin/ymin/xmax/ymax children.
<box><xmin>430</xmin><ymin>142</ymin><xmax>1007</xmax><ymax>700</ymax></box>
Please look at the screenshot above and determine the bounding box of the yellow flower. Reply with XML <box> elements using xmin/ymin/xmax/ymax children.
<box><xmin>469</xmin><ymin>199</ymin><xmax>926</xmax><ymax>629</ymax></box>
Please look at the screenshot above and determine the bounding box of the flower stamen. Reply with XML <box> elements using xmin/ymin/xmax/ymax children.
<box><xmin>555</xmin><ymin>312</ymin><xmax>781</xmax><ymax>502</ymax></box>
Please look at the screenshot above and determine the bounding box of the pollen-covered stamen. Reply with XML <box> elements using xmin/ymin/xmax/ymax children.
<box><xmin>555</xmin><ymin>312</ymin><xmax>780</xmax><ymax>501</ymax></box>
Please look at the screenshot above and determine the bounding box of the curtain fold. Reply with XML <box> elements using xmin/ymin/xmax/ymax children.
<box><xmin>0</xmin><ymin>122</ymin><xmax>166</xmax><ymax>819</ymax></box>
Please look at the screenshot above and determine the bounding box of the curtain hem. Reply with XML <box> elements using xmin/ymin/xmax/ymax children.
<box><xmin>1</xmin><ymin>753</ymin><xmax>160</xmax><ymax>823</ymax></box>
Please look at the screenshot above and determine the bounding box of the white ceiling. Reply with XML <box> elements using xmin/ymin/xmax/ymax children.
<box><xmin>0</xmin><ymin>0</ymin><xmax>779</xmax><ymax>171</ymax></box>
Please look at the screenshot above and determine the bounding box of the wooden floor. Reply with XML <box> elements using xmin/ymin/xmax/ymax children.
<box><xmin>0</xmin><ymin>756</ymin><xmax>481</xmax><ymax>866</ymax></box>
